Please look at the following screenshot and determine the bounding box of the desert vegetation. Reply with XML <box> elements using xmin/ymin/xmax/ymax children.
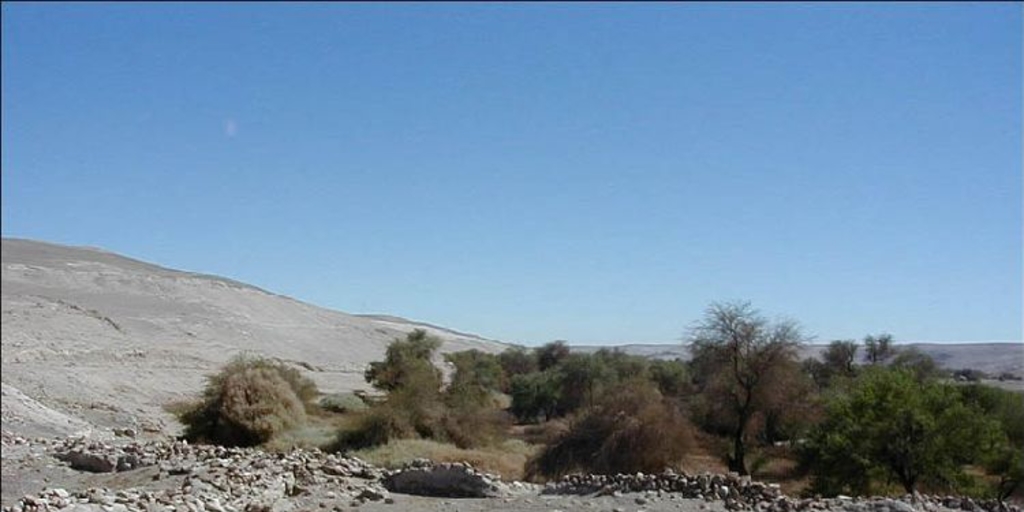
<box><xmin>173</xmin><ymin>354</ymin><xmax>319</xmax><ymax>447</ymax></box>
<box><xmin>173</xmin><ymin>301</ymin><xmax>1024</xmax><ymax>501</ymax></box>
<box><xmin>524</xmin><ymin>379</ymin><xmax>695</xmax><ymax>479</ymax></box>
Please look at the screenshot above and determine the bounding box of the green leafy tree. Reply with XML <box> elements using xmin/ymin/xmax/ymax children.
<box><xmin>863</xmin><ymin>333</ymin><xmax>896</xmax><ymax>365</ymax></box>
<box><xmin>556</xmin><ymin>353</ymin><xmax>615</xmax><ymax>412</ymax></box>
<box><xmin>808</xmin><ymin>340</ymin><xmax>860</xmax><ymax>389</ymax></box>
<box><xmin>339</xmin><ymin>338</ymin><xmax>514</xmax><ymax>451</ymax></box>
<box><xmin>648</xmin><ymin>359</ymin><xmax>692</xmax><ymax>398</ymax></box>
<box><xmin>890</xmin><ymin>347</ymin><xmax>945</xmax><ymax>381</ymax></box>
<box><xmin>593</xmin><ymin>348</ymin><xmax>649</xmax><ymax>382</ymax></box>
<box><xmin>347</xmin><ymin>330</ymin><xmax>446</xmax><ymax>445</ymax></box>
<box><xmin>957</xmin><ymin>384</ymin><xmax>1024</xmax><ymax>499</ymax></box>
<box><xmin>824</xmin><ymin>340</ymin><xmax>859</xmax><ymax>377</ymax></box>
<box><xmin>688</xmin><ymin>301</ymin><xmax>804</xmax><ymax>475</ymax></box>
<box><xmin>537</xmin><ymin>340</ymin><xmax>571</xmax><ymax>371</ymax></box>
<box><xmin>509</xmin><ymin>371</ymin><xmax>561</xmax><ymax>423</ymax></box>
<box><xmin>440</xmin><ymin>350</ymin><xmax>511</xmax><ymax>448</ymax></box>
<box><xmin>445</xmin><ymin>349</ymin><xmax>504</xmax><ymax>402</ymax></box>
<box><xmin>365</xmin><ymin>329</ymin><xmax>442</xmax><ymax>392</ymax></box>
<box><xmin>497</xmin><ymin>347</ymin><xmax>538</xmax><ymax>391</ymax></box>
<box><xmin>804</xmin><ymin>367</ymin><xmax>1002</xmax><ymax>496</ymax></box>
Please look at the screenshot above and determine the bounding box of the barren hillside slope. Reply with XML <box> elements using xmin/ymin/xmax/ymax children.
<box><xmin>1</xmin><ymin>238</ymin><xmax>506</xmax><ymax>438</ymax></box>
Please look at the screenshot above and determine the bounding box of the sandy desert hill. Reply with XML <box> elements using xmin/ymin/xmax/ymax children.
<box><xmin>1</xmin><ymin>238</ymin><xmax>507</xmax><ymax>439</ymax></box>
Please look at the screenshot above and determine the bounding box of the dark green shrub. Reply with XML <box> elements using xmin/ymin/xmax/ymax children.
<box><xmin>445</xmin><ymin>349</ymin><xmax>504</xmax><ymax>402</ymax></box>
<box><xmin>364</xmin><ymin>329</ymin><xmax>442</xmax><ymax>392</ymax></box>
<box><xmin>497</xmin><ymin>347</ymin><xmax>538</xmax><ymax>390</ymax></box>
<box><xmin>890</xmin><ymin>347</ymin><xmax>946</xmax><ymax>381</ymax></box>
<box><xmin>957</xmin><ymin>383</ymin><xmax>1024</xmax><ymax>499</ymax></box>
<box><xmin>441</xmin><ymin>349</ymin><xmax>512</xmax><ymax>448</ymax></box>
<box><xmin>333</xmin><ymin>332</ymin><xmax>448</xmax><ymax>452</ymax></box>
<box><xmin>648</xmin><ymin>359</ymin><xmax>691</xmax><ymax>398</ymax></box>
<box><xmin>509</xmin><ymin>371</ymin><xmax>561</xmax><ymax>423</ymax></box>
<box><xmin>555</xmin><ymin>353</ymin><xmax>615</xmax><ymax>412</ymax></box>
<box><xmin>593</xmin><ymin>349</ymin><xmax>649</xmax><ymax>382</ymax></box>
<box><xmin>337</xmin><ymin>333</ymin><xmax>517</xmax><ymax>452</ymax></box>
<box><xmin>802</xmin><ymin>367</ymin><xmax>1002</xmax><ymax>496</ymax></box>
<box><xmin>536</xmin><ymin>341</ymin><xmax>570</xmax><ymax>371</ymax></box>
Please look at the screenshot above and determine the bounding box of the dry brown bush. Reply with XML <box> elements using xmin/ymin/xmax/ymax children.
<box><xmin>219</xmin><ymin>367</ymin><xmax>306</xmax><ymax>442</ymax></box>
<box><xmin>442</xmin><ymin>407</ymin><xmax>512</xmax><ymax>449</ymax></box>
<box><xmin>176</xmin><ymin>355</ymin><xmax>317</xmax><ymax>447</ymax></box>
<box><xmin>526</xmin><ymin>380</ymin><xmax>695</xmax><ymax>480</ymax></box>
<box><xmin>515</xmin><ymin>419</ymin><xmax>570</xmax><ymax>445</ymax></box>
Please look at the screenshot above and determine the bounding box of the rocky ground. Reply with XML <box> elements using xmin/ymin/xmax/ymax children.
<box><xmin>3</xmin><ymin>430</ymin><xmax>1020</xmax><ymax>512</ymax></box>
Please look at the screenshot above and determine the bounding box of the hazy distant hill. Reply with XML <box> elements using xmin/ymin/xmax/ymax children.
<box><xmin>1</xmin><ymin>238</ymin><xmax>506</xmax><ymax>437</ymax></box>
<box><xmin>572</xmin><ymin>342</ymin><xmax>1024</xmax><ymax>378</ymax></box>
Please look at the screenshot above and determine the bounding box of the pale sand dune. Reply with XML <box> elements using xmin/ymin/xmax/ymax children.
<box><xmin>1</xmin><ymin>238</ymin><xmax>506</xmax><ymax>438</ymax></box>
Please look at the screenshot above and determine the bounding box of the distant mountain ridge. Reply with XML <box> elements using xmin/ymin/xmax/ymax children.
<box><xmin>353</xmin><ymin>314</ymin><xmax>498</xmax><ymax>344</ymax></box>
<box><xmin>572</xmin><ymin>341</ymin><xmax>1024</xmax><ymax>378</ymax></box>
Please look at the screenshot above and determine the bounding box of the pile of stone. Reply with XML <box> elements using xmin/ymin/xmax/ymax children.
<box><xmin>4</xmin><ymin>431</ymin><xmax>1022</xmax><ymax>512</ymax></box>
<box><xmin>542</xmin><ymin>470</ymin><xmax>783</xmax><ymax>509</ymax></box>
<box><xmin>382</xmin><ymin>459</ymin><xmax>539</xmax><ymax>498</ymax></box>
<box><xmin>53</xmin><ymin>438</ymin><xmax>158</xmax><ymax>473</ymax></box>
<box><xmin>542</xmin><ymin>471</ymin><xmax>1022</xmax><ymax>512</ymax></box>
<box><xmin>2</xmin><ymin>432</ymin><xmax>67</xmax><ymax>448</ymax></box>
<box><xmin>812</xmin><ymin>495</ymin><xmax>1021</xmax><ymax>512</ymax></box>
<box><xmin>2</xmin><ymin>436</ymin><xmax>391</xmax><ymax>512</ymax></box>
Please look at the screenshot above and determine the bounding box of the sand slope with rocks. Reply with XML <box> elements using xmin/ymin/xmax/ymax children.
<box><xmin>1</xmin><ymin>238</ymin><xmax>506</xmax><ymax>439</ymax></box>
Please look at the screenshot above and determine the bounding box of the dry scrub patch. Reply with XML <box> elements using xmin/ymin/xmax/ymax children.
<box><xmin>351</xmin><ymin>438</ymin><xmax>537</xmax><ymax>481</ymax></box>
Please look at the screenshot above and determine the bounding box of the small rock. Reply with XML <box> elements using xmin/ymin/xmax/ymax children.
<box><xmin>357</xmin><ymin>488</ymin><xmax>387</xmax><ymax>502</ymax></box>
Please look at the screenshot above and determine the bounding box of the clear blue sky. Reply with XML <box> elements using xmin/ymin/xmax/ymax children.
<box><xmin>2</xmin><ymin>3</ymin><xmax>1020</xmax><ymax>345</ymax></box>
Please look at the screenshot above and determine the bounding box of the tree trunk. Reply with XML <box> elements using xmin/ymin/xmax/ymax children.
<box><xmin>730</xmin><ymin>413</ymin><xmax>750</xmax><ymax>475</ymax></box>
<box><xmin>898</xmin><ymin>470</ymin><xmax>916</xmax><ymax>494</ymax></box>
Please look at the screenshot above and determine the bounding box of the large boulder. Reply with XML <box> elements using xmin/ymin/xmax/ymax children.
<box><xmin>382</xmin><ymin>461</ymin><xmax>505</xmax><ymax>498</ymax></box>
<box><xmin>53</xmin><ymin>441</ymin><xmax>153</xmax><ymax>473</ymax></box>
<box><xmin>56</xmin><ymin>450</ymin><xmax>119</xmax><ymax>473</ymax></box>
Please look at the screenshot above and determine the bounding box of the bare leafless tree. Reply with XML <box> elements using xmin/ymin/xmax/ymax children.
<box><xmin>688</xmin><ymin>301</ymin><xmax>804</xmax><ymax>475</ymax></box>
